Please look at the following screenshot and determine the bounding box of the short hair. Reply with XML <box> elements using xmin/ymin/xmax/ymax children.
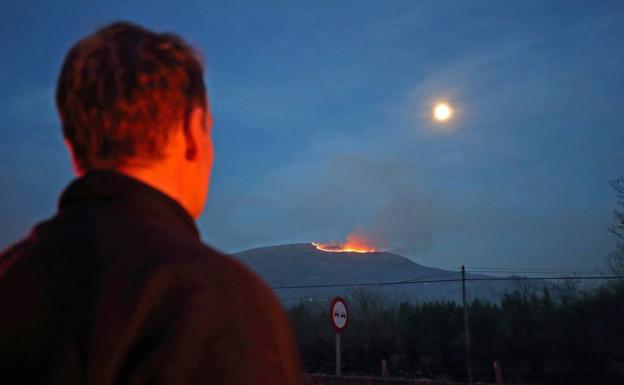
<box><xmin>56</xmin><ymin>21</ymin><xmax>207</xmax><ymax>171</ymax></box>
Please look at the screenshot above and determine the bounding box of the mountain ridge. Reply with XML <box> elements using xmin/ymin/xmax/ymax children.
<box><xmin>233</xmin><ymin>243</ymin><xmax>545</xmax><ymax>305</ymax></box>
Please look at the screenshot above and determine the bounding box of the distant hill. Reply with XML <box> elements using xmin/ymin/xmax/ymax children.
<box><xmin>233</xmin><ymin>243</ymin><xmax>547</xmax><ymax>306</ymax></box>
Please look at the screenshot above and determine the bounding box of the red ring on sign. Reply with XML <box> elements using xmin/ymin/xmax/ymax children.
<box><xmin>329</xmin><ymin>296</ymin><xmax>349</xmax><ymax>334</ymax></box>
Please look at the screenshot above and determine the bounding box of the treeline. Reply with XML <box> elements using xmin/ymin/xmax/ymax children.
<box><xmin>287</xmin><ymin>280</ymin><xmax>624</xmax><ymax>385</ymax></box>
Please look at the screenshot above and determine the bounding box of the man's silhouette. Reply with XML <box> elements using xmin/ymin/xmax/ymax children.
<box><xmin>0</xmin><ymin>22</ymin><xmax>301</xmax><ymax>385</ymax></box>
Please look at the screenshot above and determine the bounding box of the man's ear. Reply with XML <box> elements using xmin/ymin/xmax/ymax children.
<box><xmin>184</xmin><ymin>107</ymin><xmax>210</xmax><ymax>161</ymax></box>
<box><xmin>63</xmin><ymin>138</ymin><xmax>83</xmax><ymax>176</ymax></box>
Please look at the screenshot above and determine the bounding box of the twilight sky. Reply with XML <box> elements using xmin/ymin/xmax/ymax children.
<box><xmin>0</xmin><ymin>1</ymin><xmax>622</xmax><ymax>271</ymax></box>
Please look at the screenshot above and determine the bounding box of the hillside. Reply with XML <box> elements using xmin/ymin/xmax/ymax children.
<box><xmin>233</xmin><ymin>243</ymin><xmax>541</xmax><ymax>305</ymax></box>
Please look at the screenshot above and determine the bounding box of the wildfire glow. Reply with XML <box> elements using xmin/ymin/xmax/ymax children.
<box><xmin>312</xmin><ymin>233</ymin><xmax>378</xmax><ymax>253</ymax></box>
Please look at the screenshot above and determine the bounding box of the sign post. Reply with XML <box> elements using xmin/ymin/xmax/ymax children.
<box><xmin>493</xmin><ymin>360</ymin><xmax>503</xmax><ymax>385</ymax></box>
<box><xmin>329</xmin><ymin>297</ymin><xmax>349</xmax><ymax>376</ymax></box>
<box><xmin>336</xmin><ymin>333</ymin><xmax>341</xmax><ymax>376</ymax></box>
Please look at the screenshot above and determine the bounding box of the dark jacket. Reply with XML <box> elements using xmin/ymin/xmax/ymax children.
<box><xmin>0</xmin><ymin>171</ymin><xmax>301</xmax><ymax>385</ymax></box>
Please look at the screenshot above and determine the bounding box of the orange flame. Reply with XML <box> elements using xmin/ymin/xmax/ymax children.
<box><xmin>312</xmin><ymin>233</ymin><xmax>378</xmax><ymax>253</ymax></box>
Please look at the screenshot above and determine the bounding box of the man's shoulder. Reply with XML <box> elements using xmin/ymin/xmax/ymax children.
<box><xmin>154</xmin><ymin>240</ymin><xmax>275</xmax><ymax>300</ymax></box>
<box><xmin>0</xmin><ymin>238</ymin><xmax>35</xmax><ymax>278</ymax></box>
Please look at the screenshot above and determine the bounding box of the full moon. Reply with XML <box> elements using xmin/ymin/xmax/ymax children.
<box><xmin>433</xmin><ymin>103</ymin><xmax>453</xmax><ymax>122</ymax></box>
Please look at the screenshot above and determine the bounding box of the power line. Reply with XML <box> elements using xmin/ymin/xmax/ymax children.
<box><xmin>468</xmin><ymin>268</ymin><xmax>612</xmax><ymax>275</ymax></box>
<box><xmin>272</xmin><ymin>271</ymin><xmax>459</xmax><ymax>294</ymax></box>
<box><xmin>468</xmin><ymin>266</ymin><xmax>609</xmax><ymax>271</ymax></box>
<box><xmin>271</xmin><ymin>275</ymin><xmax>624</xmax><ymax>291</ymax></box>
<box><xmin>273</xmin><ymin>277</ymin><xmax>461</xmax><ymax>290</ymax></box>
<box><xmin>468</xmin><ymin>269</ymin><xmax>611</xmax><ymax>273</ymax></box>
<box><xmin>282</xmin><ymin>288</ymin><xmax>354</xmax><ymax>305</ymax></box>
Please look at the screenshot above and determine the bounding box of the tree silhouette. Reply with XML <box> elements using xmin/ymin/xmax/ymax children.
<box><xmin>287</xmin><ymin>282</ymin><xmax>624</xmax><ymax>384</ymax></box>
<box><xmin>609</xmin><ymin>178</ymin><xmax>624</xmax><ymax>276</ymax></box>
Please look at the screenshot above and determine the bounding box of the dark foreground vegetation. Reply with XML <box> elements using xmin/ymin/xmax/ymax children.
<box><xmin>302</xmin><ymin>373</ymin><xmax>455</xmax><ymax>385</ymax></box>
<box><xmin>288</xmin><ymin>281</ymin><xmax>624</xmax><ymax>385</ymax></box>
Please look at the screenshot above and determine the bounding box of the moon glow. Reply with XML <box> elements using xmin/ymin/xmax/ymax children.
<box><xmin>433</xmin><ymin>103</ymin><xmax>453</xmax><ymax>122</ymax></box>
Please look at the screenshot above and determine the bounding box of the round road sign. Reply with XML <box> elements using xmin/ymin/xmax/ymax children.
<box><xmin>329</xmin><ymin>296</ymin><xmax>349</xmax><ymax>334</ymax></box>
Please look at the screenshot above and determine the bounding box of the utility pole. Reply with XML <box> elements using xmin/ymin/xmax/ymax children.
<box><xmin>461</xmin><ymin>265</ymin><xmax>473</xmax><ymax>384</ymax></box>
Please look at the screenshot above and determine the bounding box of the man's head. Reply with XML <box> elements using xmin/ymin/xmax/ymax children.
<box><xmin>56</xmin><ymin>22</ymin><xmax>213</xmax><ymax>218</ymax></box>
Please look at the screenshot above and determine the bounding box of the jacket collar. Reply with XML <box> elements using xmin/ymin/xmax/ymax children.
<box><xmin>59</xmin><ymin>170</ymin><xmax>199</xmax><ymax>239</ymax></box>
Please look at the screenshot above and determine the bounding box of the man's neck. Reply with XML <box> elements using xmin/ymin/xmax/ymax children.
<box><xmin>112</xmin><ymin>164</ymin><xmax>196</xmax><ymax>219</ymax></box>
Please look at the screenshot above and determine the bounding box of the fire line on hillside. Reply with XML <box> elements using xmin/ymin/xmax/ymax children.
<box><xmin>312</xmin><ymin>233</ymin><xmax>378</xmax><ymax>253</ymax></box>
